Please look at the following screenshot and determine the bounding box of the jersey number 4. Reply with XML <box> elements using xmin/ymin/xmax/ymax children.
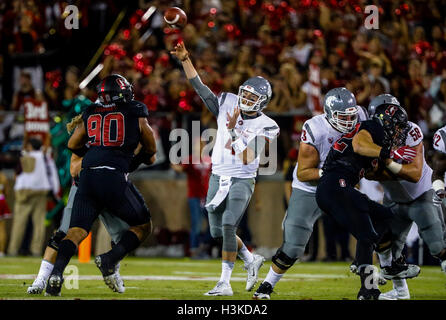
<box><xmin>333</xmin><ymin>123</ymin><xmax>361</xmax><ymax>153</ymax></box>
<box><xmin>87</xmin><ymin>113</ymin><xmax>125</xmax><ymax>147</ymax></box>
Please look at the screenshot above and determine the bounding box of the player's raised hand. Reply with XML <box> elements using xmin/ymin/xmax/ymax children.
<box><xmin>391</xmin><ymin>145</ymin><xmax>417</xmax><ymax>163</ymax></box>
<box><xmin>226</xmin><ymin>107</ymin><xmax>240</xmax><ymax>129</ymax></box>
<box><xmin>170</xmin><ymin>41</ymin><xmax>189</xmax><ymax>61</ymax></box>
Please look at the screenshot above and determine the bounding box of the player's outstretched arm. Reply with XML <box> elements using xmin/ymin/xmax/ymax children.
<box><xmin>170</xmin><ymin>42</ymin><xmax>220</xmax><ymax>117</ymax></box>
<box><xmin>296</xmin><ymin>142</ymin><xmax>321</xmax><ymax>182</ymax></box>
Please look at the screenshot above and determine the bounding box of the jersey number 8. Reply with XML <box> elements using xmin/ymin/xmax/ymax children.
<box><xmin>87</xmin><ymin>113</ymin><xmax>125</xmax><ymax>147</ymax></box>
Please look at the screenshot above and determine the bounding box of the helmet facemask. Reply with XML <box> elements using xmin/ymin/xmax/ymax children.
<box><xmin>328</xmin><ymin>107</ymin><xmax>358</xmax><ymax>133</ymax></box>
<box><xmin>238</xmin><ymin>85</ymin><xmax>267</xmax><ymax>112</ymax></box>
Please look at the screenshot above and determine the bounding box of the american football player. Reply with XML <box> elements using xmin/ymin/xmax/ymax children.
<box><xmin>315</xmin><ymin>97</ymin><xmax>417</xmax><ymax>300</ymax></box>
<box><xmin>253</xmin><ymin>87</ymin><xmax>366</xmax><ymax>299</ymax></box>
<box><xmin>171</xmin><ymin>41</ymin><xmax>279</xmax><ymax>296</ymax></box>
<box><xmin>45</xmin><ymin>74</ymin><xmax>156</xmax><ymax>296</ymax></box>
<box><xmin>363</xmin><ymin>95</ymin><xmax>446</xmax><ymax>300</ymax></box>
<box><xmin>28</xmin><ymin>112</ymin><xmax>154</xmax><ymax>295</ymax></box>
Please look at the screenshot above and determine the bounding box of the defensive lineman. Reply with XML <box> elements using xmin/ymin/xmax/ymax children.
<box><xmin>365</xmin><ymin>95</ymin><xmax>446</xmax><ymax>300</ymax></box>
<box><xmin>28</xmin><ymin>113</ymin><xmax>153</xmax><ymax>294</ymax></box>
<box><xmin>171</xmin><ymin>41</ymin><xmax>279</xmax><ymax>296</ymax></box>
<box><xmin>45</xmin><ymin>74</ymin><xmax>156</xmax><ymax>296</ymax></box>
<box><xmin>253</xmin><ymin>87</ymin><xmax>365</xmax><ymax>299</ymax></box>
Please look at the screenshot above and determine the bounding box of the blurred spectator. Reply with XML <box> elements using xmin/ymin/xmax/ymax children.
<box><xmin>12</xmin><ymin>71</ymin><xmax>35</xmax><ymax>111</ymax></box>
<box><xmin>7</xmin><ymin>138</ymin><xmax>60</xmax><ymax>256</ymax></box>
<box><xmin>0</xmin><ymin>165</ymin><xmax>11</xmax><ymax>257</ymax></box>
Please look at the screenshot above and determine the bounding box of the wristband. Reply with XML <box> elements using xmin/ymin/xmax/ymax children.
<box><xmin>379</xmin><ymin>146</ymin><xmax>391</xmax><ymax>161</ymax></box>
<box><xmin>433</xmin><ymin>179</ymin><xmax>445</xmax><ymax>192</ymax></box>
<box><xmin>386</xmin><ymin>161</ymin><xmax>402</xmax><ymax>174</ymax></box>
<box><xmin>228</xmin><ymin>128</ymin><xmax>239</xmax><ymax>141</ymax></box>
<box><xmin>318</xmin><ymin>169</ymin><xmax>323</xmax><ymax>178</ymax></box>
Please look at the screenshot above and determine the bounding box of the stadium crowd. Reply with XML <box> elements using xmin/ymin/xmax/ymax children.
<box><xmin>0</xmin><ymin>0</ymin><xmax>445</xmax><ymax>260</ymax></box>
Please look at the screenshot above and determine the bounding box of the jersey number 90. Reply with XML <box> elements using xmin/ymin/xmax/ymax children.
<box><xmin>87</xmin><ymin>113</ymin><xmax>125</xmax><ymax>147</ymax></box>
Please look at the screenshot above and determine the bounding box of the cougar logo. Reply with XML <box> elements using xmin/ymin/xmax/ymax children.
<box><xmin>326</xmin><ymin>95</ymin><xmax>342</xmax><ymax>108</ymax></box>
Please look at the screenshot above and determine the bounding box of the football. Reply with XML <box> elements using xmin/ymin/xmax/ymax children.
<box><xmin>163</xmin><ymin>7</ymin><xmax>187</xmax><ymax>29</ymax></box>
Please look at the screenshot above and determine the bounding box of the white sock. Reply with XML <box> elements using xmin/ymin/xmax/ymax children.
<box><xmin>36</xmin><ymin>260</ymin><xmax>54</xmax><ymax>282</ymax></box>
<box><xmin>393</xmin><ymin>279</ymin><xmax>408</xmax><ymax>292</ymax></box>
<box><xmin>378</xmin><ymin>249</ymin><xmax>392</xmax><ymax>267</ymax></box>
<box><xmin>238</xmin><ymin>244</ymin><xmax>254</xmax><ymax>265</ymax></box>
<box><xmin>219</xmin><ymin>261</ymin><xmax>234</xmax><ymax>284</ymax></box>
<box><xmin>264</xmin><ymin>266</ymin><xmax>284</xmax><ymax>288</ymax></box>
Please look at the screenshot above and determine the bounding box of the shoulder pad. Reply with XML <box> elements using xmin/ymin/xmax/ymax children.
<box><xmin>82</xmin><ymin>103</ymin><xmax>100</xmax><ymax>120</ymax></box>
<box><xmin>128</xmin><ymin>100</ymin><xmax>149</xmax><ymax>118</ymax></box>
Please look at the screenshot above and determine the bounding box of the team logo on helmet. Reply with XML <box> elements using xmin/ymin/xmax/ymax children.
<box><xmin>385</xmin><ymin>105</ymin><xmax>397</xmax><ymax>116</ymax></box>
<box><xmin>326</xmin><ymin>95</ymin><xmax>343</xmax><ymax>108</ymax></box>
<box><xmin>116</xmin><ymin>78</ymin><xmax>127</xmax><ymax>90</ymax></box>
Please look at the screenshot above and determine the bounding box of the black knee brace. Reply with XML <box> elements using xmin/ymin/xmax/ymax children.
<box><xmin>47</xmin><ymin>230</ymin><xmax>66</xmax><ymax>251</ymax></box>
<box><xmin>272</xmin><ymin>249</ymin><xmax>298</xmax><ymax>271</ymax></box>
<box><xmin>213</xmin><ymin>237</ymin><xmax>223</xmax><ymax>246</ymax></box>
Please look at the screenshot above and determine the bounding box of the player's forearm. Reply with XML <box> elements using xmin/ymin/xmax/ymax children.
<box><xmin>70</xmin><ymin>154</ymin><xmax>82</xmax><ymax>178</ymax></box>
<box><xmin>181</xmin><ymin>57</ymin><xmax>198</xmax><ymax>79</ymax></box>
<box><xmin>297</xmin><ymin>167</ymin><xmax>321</xmax><ymax>182</ymax></box>
<box><xmin>352</xmin><ymin>139</ymin><xmax>381</xmax><ymax>158</ymax></box>
<box><xmin>395</xmin><ymin>163</ymin><xmax>422</xmax><ymax>183</ymax></box>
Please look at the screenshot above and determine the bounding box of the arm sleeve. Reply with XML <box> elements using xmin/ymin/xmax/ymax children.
<box><xmin>189</xmin><ymin>76</ymin><xmax>220</xmax><ymax>116</ymax></box>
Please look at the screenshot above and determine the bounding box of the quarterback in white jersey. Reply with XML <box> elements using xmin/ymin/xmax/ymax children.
<box><xmin>365</xmin><ymin>94</ymin><xmax>446</xmax><ymax>300</ymax></box>
<box><xmin>171</xmin><ymin>41</ymin><xmax>279</xmax><ymax>297</ymax></box>
<box><xmin>211</xmin><ymin>92</ymin><xmax>279</xmax><ymax>179</ymax></box>
<box><xmin>254</xmin><ymin>87</ymin><xmax>365</xmax><ymax>299</ymax></box>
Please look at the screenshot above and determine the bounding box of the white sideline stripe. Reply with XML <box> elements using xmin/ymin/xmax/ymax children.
<box><xmin>0</xmin><ymin>274</ymin><xmax>347</xmax><ymax>281</ymax></box>
<box><xmin>172</xmin><ymin>271</ymin><xmax>349</xmax><ymax>279</ymax></box>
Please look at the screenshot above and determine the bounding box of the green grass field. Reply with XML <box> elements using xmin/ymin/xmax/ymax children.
<box><xmin>0</xmin><ymin>256</ymin><xmax>445</xmax><ymax>300</ymax></box>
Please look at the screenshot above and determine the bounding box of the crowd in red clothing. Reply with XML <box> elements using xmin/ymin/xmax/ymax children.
<box><xmin>1</xmin><ymin>0</ymin><xmax>446</xmax><ymax>168</ymax></box>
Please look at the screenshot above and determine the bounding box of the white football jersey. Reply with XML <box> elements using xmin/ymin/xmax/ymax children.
<box><xmin>380</xmin><ymin>122</ymin><xmax>433</xmax><ymax>203</ymax></box>
<box><xmin>433</xmin><ymin>125</ymin><xmax>446</xmax><ymax>154</ymax></box>
<box><xmin>292</xmin><ymin>109</ymin><xmax>368</xmax><ymax>193</ymax></box>
<box><xmin>211</xmin><ymin>93</ymin><xmax>280</xmax><ymax>178</ymax></box>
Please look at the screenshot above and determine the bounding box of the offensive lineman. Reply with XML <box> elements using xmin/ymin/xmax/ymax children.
<box><xmin>316</xmin><ymin>102</ymin><xmax>417</xmax><ymax>299</ymax></box>
<box><xmin>253</xmin><ymin>87</ymin><xmax>365</xmax><ymax>299</ymax></box>
<box><xmin>45</xmin><ymin>74</ymin><xmax>156</xmax><ymax>296</ymax></box>
<box><xmin>171</xmin><ymin>41</ymin><xmax>279</xmax><ymax>296</ymax></box>
<box><xmin>364</xmin><ymin>95</ymin><xmax>446</xmax><ymax>300</ymax></box>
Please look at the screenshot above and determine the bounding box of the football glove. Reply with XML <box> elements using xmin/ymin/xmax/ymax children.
<box><xmin>390</xmin><ymin>146</ymin><xmax>417</xmax><ymax>163</ymax></box>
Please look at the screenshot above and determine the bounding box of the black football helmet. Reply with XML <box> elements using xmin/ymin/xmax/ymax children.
<box><xmin>373</xmin><ymin>103</ymin><xmax>410</xmax><ymax>148</ymax></box>
<box><xmin>96</xmin><ymin>74</ymin><xmax>134</xmax><ymax>106</ymax></box>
